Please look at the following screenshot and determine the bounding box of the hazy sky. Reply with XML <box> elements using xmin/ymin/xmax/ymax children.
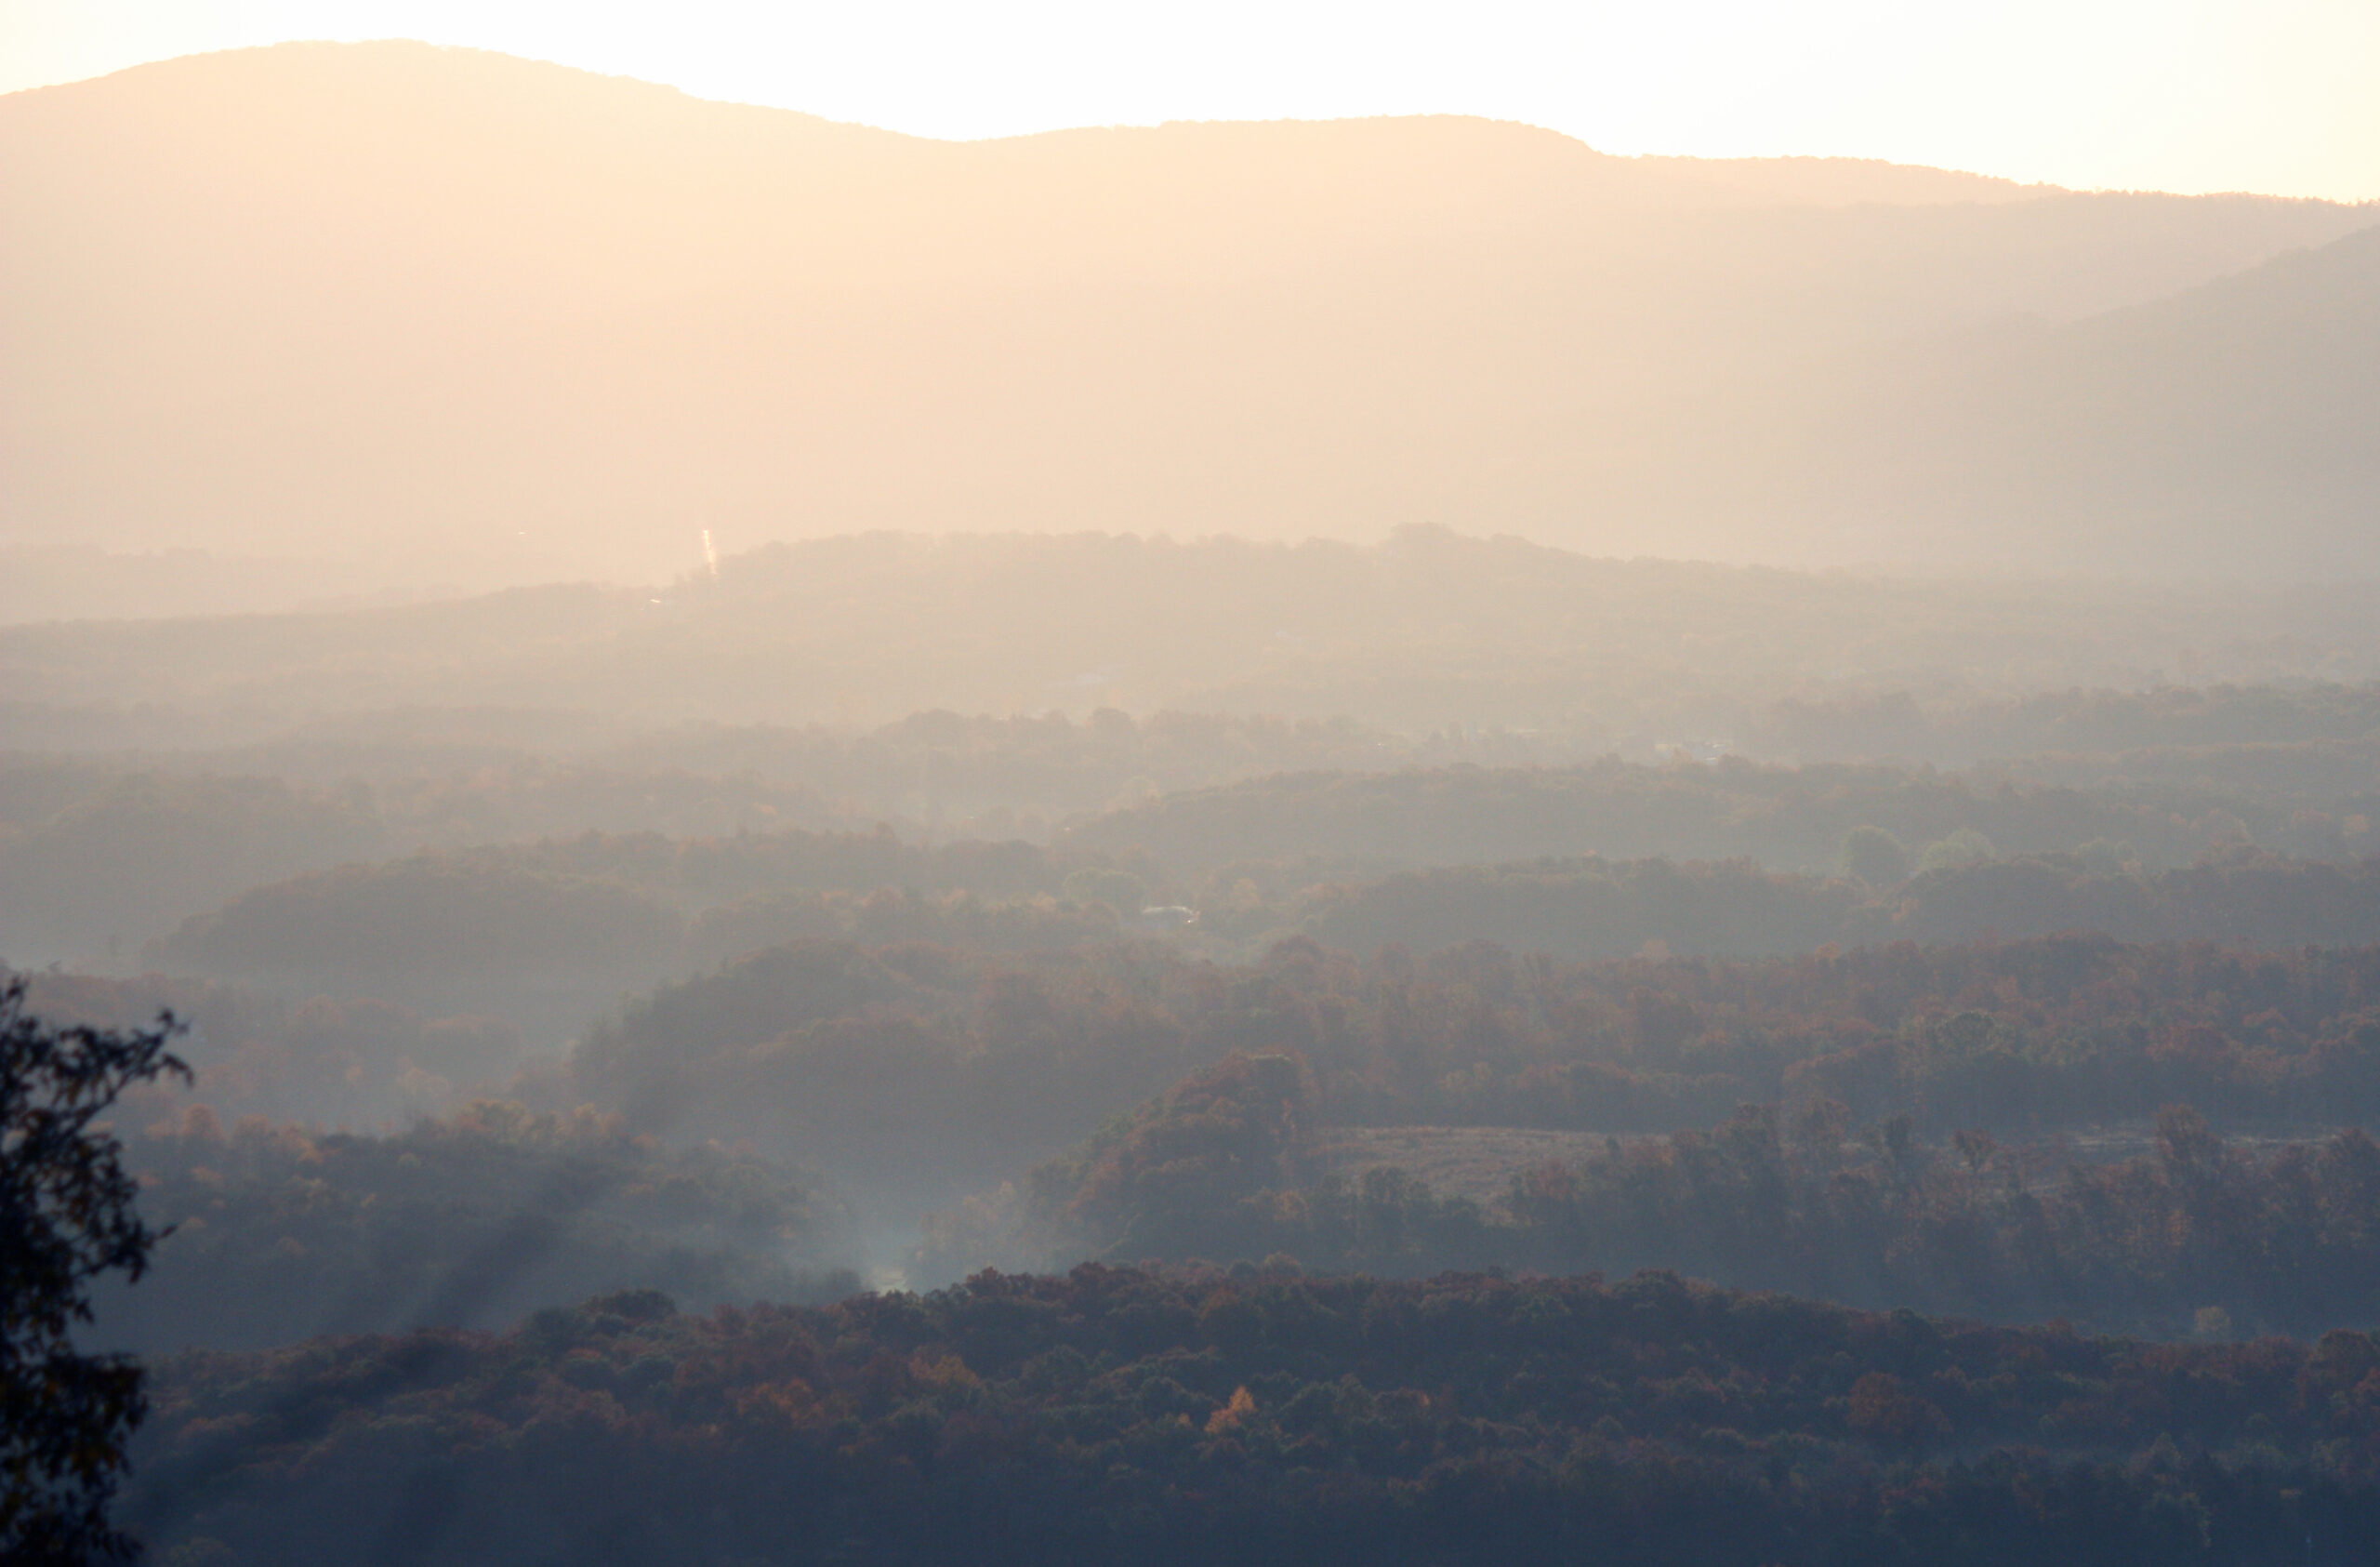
<box><xmin>4</xmin><ymin>0</ymin><xmax>2376</xmax><ymax>200</ymax></box>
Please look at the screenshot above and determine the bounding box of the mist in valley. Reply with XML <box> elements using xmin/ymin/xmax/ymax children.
<box><xmin>6</xmin><ymin>26</ymin><xmax>2380</xmax><ymax>1566</ymax></box>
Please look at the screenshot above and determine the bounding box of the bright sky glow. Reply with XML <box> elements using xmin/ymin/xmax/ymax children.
<box><xmin>3</xmin><ymin>0</ymin><xmax>2377</xmax><ymax>200</ymax></box>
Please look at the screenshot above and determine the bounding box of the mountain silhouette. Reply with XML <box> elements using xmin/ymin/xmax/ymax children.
<box><xmin>4</xmin><ymin>40</ymin><xmax>2372</xmax><ymax>591</ymax></box>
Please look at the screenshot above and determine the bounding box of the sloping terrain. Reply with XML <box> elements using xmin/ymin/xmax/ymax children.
<box><xmin>5</xmin><ymin>42</ymin><xmax>2373</xmax><ymax>593</ymax></box>
<box><xmin>9</xmin><ymin>531</ymin><xmax>2379</xmax><ymax>739</ymax></box>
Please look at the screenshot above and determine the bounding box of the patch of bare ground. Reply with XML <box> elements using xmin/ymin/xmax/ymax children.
<box><xmin>1313</xmin><ymin>1122</ymin><xmax>2360</xmax><ymax>1206</ymax></box>
<box><xmin>1312</xmin><ymin>1126</ymin><xmax>1664</xmax><ymax>1206</ymax></box>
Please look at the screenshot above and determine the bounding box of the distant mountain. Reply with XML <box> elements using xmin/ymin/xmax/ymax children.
<box><xmin>1737</xmin><ymin>224</ymin><xmax>2380</xmax><ymax>575</ymax></box>
<box><xmin>3</xmin><ymin>41</ymin><xmax>2373</xmax><ymax>591</ymax></box>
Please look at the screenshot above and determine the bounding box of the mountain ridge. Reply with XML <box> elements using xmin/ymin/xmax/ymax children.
<box><xmin>4</xmin><ymin>41</ymin><xmax>2373</xmax><ymax>591</ymax></box>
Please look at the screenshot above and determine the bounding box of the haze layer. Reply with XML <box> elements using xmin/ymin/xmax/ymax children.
<box><xmin>5</xmin><ymin>41</ymin><xmax>2374</xmax><ymax>588</ymax></box>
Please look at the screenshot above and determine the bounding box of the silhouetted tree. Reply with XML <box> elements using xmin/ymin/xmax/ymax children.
<box><xmin>2</xmin><ymin>978</ymin><xmax>187</xmax><ymax>1564</ymax></box>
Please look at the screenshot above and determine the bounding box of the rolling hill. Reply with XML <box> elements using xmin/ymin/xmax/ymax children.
<box><xmin>8</xmin><ymin>529</ymin><xmax>2380</xmax><ymax>741</ymax></box>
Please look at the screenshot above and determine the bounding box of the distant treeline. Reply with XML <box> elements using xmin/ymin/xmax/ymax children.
<box><xmin>13</xmin><ymin>524</ymin><xmax>2379</xmax><ymax>737</ymax></box>
<box><xmin>132</xmin><ymin>830</ymin><xmax>1125</xmax><ymax>1028</ymax></box>
<box><xmin>0</xmin><ymin>707</ymin><xmax>1413</xmax><ymax>884</ymax></box>
<box><xmin>1290</xmin><ymin>849</ymin><xmax>2380</xmax><ymax>960</ymax></box>
<box><xmin>122</xmin><ymin>1268</ymin><xmax>2380</xmax><ymax>1565</ymax></box>
<box><xmin>0</xmin><ymin>761</ymin><xmax>1121</xmax><ymax>963</ymax></box>
<box><xmin>528</xmin><ymin>930</ymin><xmax>2380</xmax><ymax>1221</ymax></box>
<box><xmin>106</xmin><ymin>833</ymin><xmax>2380</xmax><ymax>1035</ymax></box>
<box><xmin>1990</xmin><ymin>736</ymin><xmax>2380</xmax><ymax>810</ymax></box>
<box><xmin>601</xmin><ymin>708</ymin><xmax>1425</xmax><ymax>829</ymax></box>
<box><xmin>92</xmin><ymin>1103</ymin><xmax>857</xmax><ymax>1354</ymax></box>
<box><xmin>0</xmin><ymin>768</ymin><xmax>385</xmax><ymax>962</ymax></box>
<box><xmin>1750</xmin><ymin>681</ymin><xmax>2380</xmax><ymax>769</ymax></box>
<box><xmin>44</xmin><ymin>920</ymin><xmax>2380</xmax><ymax>1220</ymax></box>
<box><xmin>1067</xmin><ymin>754</ymin><xmax>2369</xmax><ymax>880</ymax></box>
<box><xmin>17</xmin><ymin>968</ymin><xmax>520</xmax><ymax>1129</ymax></box>
<box><xmin>12</xmin><ymin>716</ymin><xmax>2377</xmax><ymax>968</ymax></box>
<box><xmin>936</xmin><ymin>1052</ymin><xmax>2380</xmax><ymax>1338</ymax></box>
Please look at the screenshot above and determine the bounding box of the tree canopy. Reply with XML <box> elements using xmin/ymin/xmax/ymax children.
<box><xmin>1</xmin><ymin>978</ymin><xmax>187</xmax><ymax>1563</ymax></box>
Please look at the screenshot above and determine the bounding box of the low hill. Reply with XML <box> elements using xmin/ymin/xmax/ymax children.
<box><xmin>927</xmin><ymin>1052</ymin><xmax>2380</xmax><ymax>1338</ymax></box>
<box><xmin>90</xmin><ymin>1103</ymin><xmax>857</xmax><ymax>1353</ymax></box>
<box><xmin>1060</xmin><ymin>753</ymin><xmax>2368</xmax><ymax>879</ymax></box>
<box><xmin>9</xmin><ymin>531</ymin><xmax>2380</xmax><ymax>739</ymax></box>
<box><xmin>118</xmin><ymin>1268</ymin><xmax>2380</xmax><ymax>1564</ymax></box>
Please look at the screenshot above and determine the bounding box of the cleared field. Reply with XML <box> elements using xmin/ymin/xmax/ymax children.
<box><xmin>1314</xmin><ymin>1122</ymin><xmax>2355</xmax><ymax>1208</ymax></box>
<box><xmin>1314</xmin><ymin>1126</ymin><xmax>1659</xmax><ymax>1204</ymax></box>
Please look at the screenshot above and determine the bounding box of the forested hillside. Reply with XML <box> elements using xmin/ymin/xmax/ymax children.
<box><xmin>1292</xmin><ymin>850</ymin><xmax>2380</xmax><ymax>959</ymax></box>
<box><xmin>0</xmin><ymin>709</ymin><xmax>1390</xmax><ymax>959</ymax></box>
<box><xmin>90</xmin><ymin>1103</ymin><xmax>857</xmax><ymax>1353</ymax></box>
<box><xmin>15</xmin><ymin>25</ymin><xmax>2380</xmax><ymax>1567</ymax></box>
<box><xmin>17</xmin><ymin>715</ymin><xmax>2379</xmax><ymax>971</ymax></box>
<box><xmin>118</xmin><ymin>1268</ymin><xmax>2380</xmax><ymax>1564</ymax></box>
<box><xmin>929</xmin><ymin>1052</ymin><xmax>2380</xmax><ymax>1338</ymax></box>
<box><xmin>490</xmin><ymin>926</ymin><xmax>2380</xmax><ymax>1228</ymax></box>
<box><xmin>1066</xmin><ymin>753</ymin><xmax>2372</xmax><ymax>877</ymax></box>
